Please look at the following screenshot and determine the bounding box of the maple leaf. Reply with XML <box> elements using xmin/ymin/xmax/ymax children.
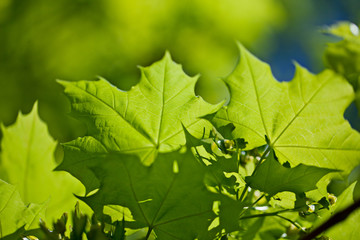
<box><xmin>211</xmin><ymin>44</ymin><xmax>360</xmax><ymax>175</ymax></box>
<box><xmin>0</xmin><ymin>102</ymin><xmax>89</xmax><ymax>222</ymax></box>
<box><xmin>82</xmin><ymin>150</ymin><xmax>220</xmax><ymax>240</ymax></box>
<box><xmin>57</xmin><ymin>53</ymin><xmax>222</xmax><ymax>192</ymax></box>
<box><xmin>245</xmin><ymin>150</ymin><xmax>337</xmax><ymax>196</ymax></box>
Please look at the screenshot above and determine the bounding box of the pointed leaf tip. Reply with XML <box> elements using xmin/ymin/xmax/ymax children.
<box><xmin>164</xmin><ymin>50</ymin><xmax>172</xmax><ymax>60</ymax></box>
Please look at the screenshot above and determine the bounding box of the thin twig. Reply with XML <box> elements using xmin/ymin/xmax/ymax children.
<box><xmin>239</xmin><ymin>145</ymin><xmax>270</xmax><ymax>201</ymax></box>
<box><xmin>239</xmin><ymin>209</ymin><xmax>292</xmax><ymax>220</ymax></box>
<box><xmin>239</xmin><ymin>194</ymin><xmax>266</xmax><ymax>218</ymax></box>
<box><xmin>145</xmin><ymin>227</ymin><xmax>153</xmax><ymax>240</ymax></box>
<box><xmin>301</xmin><ymin>198</ymin><xmax>360</xmax><ymax>240</ymax></box>
<box><xmin>276</xmin><ymin>215</ymin><xmax>305</xmax><ymax>232</ymax></box>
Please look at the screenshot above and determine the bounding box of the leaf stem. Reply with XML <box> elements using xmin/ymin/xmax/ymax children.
<box><xmin>239</xmin><ymin>208</ymin><xmax>306</xmax><ymax>233</ymax></box>
<box><xmin>145</xmin><ymin>227</ymin><xmax>153</xmax><ymax>240</ymax></box>
<box><xmin>236</xmin><ymin>143</ymin><xmax>243</xmax><ymax>200</ymax></box>
<box><xmin>239</xmin><ymin>209</ymin><xmax>290</xmax><ymax>220</ymax></box>
<box><xmin>239</xmin><ymin>145</ymin><xmax>271</xmax><ymax>201</ymax></box>
<box><xmin>239</xmin><ymin>183</ymin><xmax>248</xmax><ymax>201</ymax></box>
<box><xmin>251</xmin><ymin>145</ymin><xmax>270</xmax><ymax>176</ymax></box>
<box><xmin>239</xmin><ymin>193</ymin><xmax>266</xmax><ymax>218</ymax></box>
<box><xmin>276</xmin><ymin>215</ymin><xmax>305</xmax><ymax>232</ymax></box>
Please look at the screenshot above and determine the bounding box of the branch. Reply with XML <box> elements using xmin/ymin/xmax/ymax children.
<box><xmin>301</xmin><ymin>198</ymin><xmax>360</xmax><ymax>240</ymax></box>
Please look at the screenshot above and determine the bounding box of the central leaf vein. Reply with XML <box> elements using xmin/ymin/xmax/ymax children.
<box><xmin>272</xmin><ymin>76</ymin><xmax>331</xmax><ymax>145</ymax></box>
<box><xmin>247</xmin><ymin>54</ymin><xmax>269</xmax><ymax>138</ymax></box>
<box><xmin>156</xmin><ymin>60</ymin><xmax>167</xmax><ymax>146</ymax></box>
<box><xmin>71</xmin><ymin>83</ymin><xmax>155</xmax><ymax>146</ymax></box>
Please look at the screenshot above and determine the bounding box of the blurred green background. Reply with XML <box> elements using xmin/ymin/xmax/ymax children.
<box><xmin>0</xmin><ymin>0</ymin><xmax>359</xmax><ymax>142</ymax></box>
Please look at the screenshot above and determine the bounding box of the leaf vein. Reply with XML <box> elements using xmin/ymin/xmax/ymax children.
<box><xmin>122</xmin><ymin>162</ymin><xmax>151</xmax><ymax>227</ymax></box>
<box><xmin>272</xmin><ymin>76</ymin><xmax>332</xmax><ymax>145</ymax></box>
<box><xmin>246</xmin><ymin>55</ymin><xmax>269</xmax><ymax>138</ymax></box>
<box><xmin>0</xmin><ymin>187</ymin><xmax>17</xmax><ymax>215</ymax></box>
<box><xmin>275</xmin><ymin>145</ymin><xmax>360</xmax><ymax>151</ymax></box>
<box><xmin>70</xmin><ymin>83</ymin><xmax>153</xmax><ymax>145</ymax></box>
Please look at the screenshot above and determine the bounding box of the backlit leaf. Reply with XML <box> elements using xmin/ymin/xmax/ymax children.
<box><xmin>82</xmin><ymin>150</ymin><xmax>219</xmax><ymax>240</ymax></box>
<box><xmin>212</xmin><ymin>44</ymin><xmax>360</xmax><ymax>176</ymax></box>
<box><xmin>57</xmin><ymin>53</ymin><xmax>222</xmax><ymax>192</ymax></box>
<box><xmin>0</xmin><ymin>102</ymin><xmax>88</xmax><ymax>222</ymax></box>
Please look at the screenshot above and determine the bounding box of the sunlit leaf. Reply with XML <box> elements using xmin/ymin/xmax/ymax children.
<box><xmin>58</xmin><ymin>53</ymin><xmax>222</xmax><ymax>192</ymax></box>
<box><xmin>211</xmin><ymin>44</ymin><xmax>360</xmax><ymax>177</ymax></box>
<box><xmin>0</xmin><ymin>102</ymin><xmax>88</xmax><ymax>222</ymax></box>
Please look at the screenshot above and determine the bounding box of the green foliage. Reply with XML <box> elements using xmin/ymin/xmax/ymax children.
<box><xmin>0</xmin><ymin>102</ymin><xmax>57</xmax><ymax>203</ymax></box>
<box><xmin>246</xmin><ymin>150</ymin><xmax>337</xmax><ymax>196</ymax></box>
<box><xmin>57</xmin><ymin>53</ymin><xmax>221</xmax><ymax>192</ymax></box>
<box><xmin>0</xmin><ymin>0</ymin><xmax>286</xmax><ymax>143</ymax></box>
<box><xmin>211</xmin><ymin>44</ymin><xmax>360</xmax><ymax>177</ymax></box>
<box><xmin>324</xmin><ymin>21</ymin><xmax>360</xmax><ymax>111</ymax></box>
<box><xmin>324</xmin><ymin>21</ymin><xmax>360</xmax><ymax>89</ymax></box>
<box><xmin>83</xmin><ymin>151</ymin><xmax>220</xmax><ymax>239</ymax></box>
<box><xmin>1</xmin><ymin>42</ymin><xmax>360</xmax><ymax>239</ymax></box>
<box><xmin>0</xmin><ymin>102</ymin><xmax>91</xmax><ymax>227</ymax></box>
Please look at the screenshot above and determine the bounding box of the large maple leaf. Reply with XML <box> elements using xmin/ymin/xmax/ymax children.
<box><xmin>211</xmin><ymin>44</ymin><xmax>360</xmax><ymax>175</ymax></box>
<box><xmin>58</xmin><ymin>53</ymin><xmax>222</xmax><ymax>191</ymax></box>
<box><xmin>82</xmin><ymin>150</ymin><xmax>233</xmax><ymax>240</ymax></box>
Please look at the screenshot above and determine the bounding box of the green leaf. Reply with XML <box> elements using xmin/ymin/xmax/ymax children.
<box><xmin>82</xmin><ymin>150</ymin><xmax>238</xmax><ymax>240</ymax></box>
<box><xmin>205</xmin><ymin>155</ymin><xmax>242</xmax><ymax>197</ymax></box>
<box><xmin>59</xmin><ymin>53</ymin><xmax>222</xmax><ymax>164</ymax></box>
<box><xmin>212</xmin><ymin>44</ymin><xmax>360</xmax><ymax>176</ymax></box>
<box><xmin>357</xmin><ymin>78</ymin><xmax>360</xmax><ymax>110</ymax></box>
<box><xmin>0</xmin><ymin>179</ymin><xmax>46</xmax><ymax>237</ymax></box>
<box><xmin>269</xmin><ymin>192</ymin><xmax>296</xmax><ymax>209</ymax></box>
<box><xmin>0</xmin><ymin>102</ymin><xmax>88</xmax><ymax>222</ymax></box>
<box><xmin>324</xmin><ymin>21</ymin><xmax>360</xmax><ymax>89</ymax></box>
<box><xmin>57</xmin><ymin>53</ymin><xmax>222</xmax><ymax>192</ymax></box>
<box><xmin>83</xmin><ymin>151</ymin><xmax>216</xmax><ymax>239</ymax></box>
<box><xmin>324</xmin><ymin>22</ymin><xmax>360</xmax><ymax>113</ymax></box>
<box><xmin>245</xmin><ymin>150</ymin><xmax>336</xmax><ymax>196</ymax></box>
